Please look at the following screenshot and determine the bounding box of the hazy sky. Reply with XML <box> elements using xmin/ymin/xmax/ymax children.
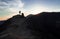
<box><xmin>0</xmin><ymin>0</ymin><xmax>60</xmax><ymax>20</ymax></box>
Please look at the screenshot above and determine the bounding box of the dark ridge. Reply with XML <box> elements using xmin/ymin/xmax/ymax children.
<box><xmin>0</xmin><ymin>14</ymin><xmax>25</xmax><ymax>33</ymax></box>
<box><xmin>0</xmin><ymin>12</ymin><xmax>60</xmax><ymax>39</ymax></box>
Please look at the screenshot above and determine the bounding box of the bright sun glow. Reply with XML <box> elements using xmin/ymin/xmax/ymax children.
<box><xmin>29</xmin><ymin>6</ymin><xmax>46</xmax><ymax>14</ymax></box>
<box><xmin>22</xmin><ymin>5</ymin><xmax>47</xmax><ymax>16</ymax></box>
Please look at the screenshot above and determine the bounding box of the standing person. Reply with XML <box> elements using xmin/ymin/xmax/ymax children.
<box><xmin>22</xmin><ymin>13</ymin><xmax>24</xmax><ymax>17</ymax></box>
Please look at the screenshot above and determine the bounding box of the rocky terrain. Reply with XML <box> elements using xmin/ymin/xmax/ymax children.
<box><xmin>0</xmin><ymin>12</ymin><xmax>60</xmax><ymax>39</ymax></box>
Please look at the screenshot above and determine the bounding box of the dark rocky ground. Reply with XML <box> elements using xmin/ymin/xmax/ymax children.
<box><xmin>0</xmin><ymin>12</ymin><xmax>60</xmax><ymax>39</ymax></box>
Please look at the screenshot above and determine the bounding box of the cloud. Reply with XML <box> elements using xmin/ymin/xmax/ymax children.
<box><xmin>0</xmin><ymin>0</ymin><xmax>24</xmax><ymax>20</ymax></box>
<box><xmin>0</xmin><ymin>0</ymin><xmax>60</xmax><ymax>20</ymax></box>
<box><xmin>0</xmin><ymin>0</ymin><xmax>24</xmax><ymax>14</ymax></box>
<box><xmin>0</xmin><ymin>0</ymin><xmax>24</xmax><ymax>8</ymax></box>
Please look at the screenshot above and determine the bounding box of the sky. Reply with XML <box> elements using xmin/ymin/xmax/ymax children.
<box><xmin>0</xmin><ymin>0</ymin><xmax>60</xmax><ymax>20</ymax></box>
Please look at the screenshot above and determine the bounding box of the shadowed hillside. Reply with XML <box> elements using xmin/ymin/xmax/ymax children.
<box><xmin>0</xmin><ymin>21</ymin><xmax>5</xmax><ymax>25</ymax></box>
<box><xmin>0</xmin><ymin>12</ymin><xmax>60</xmax><ymax>39</ymax></box>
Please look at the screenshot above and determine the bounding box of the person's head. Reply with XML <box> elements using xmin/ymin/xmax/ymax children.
<box><xmin>19</xmin><ymin>11</ymin><xmax>21</xmax><ymax>13</ymax></box>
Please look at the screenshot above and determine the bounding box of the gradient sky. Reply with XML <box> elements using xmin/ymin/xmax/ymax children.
<box><xmin>0</xmin><ymin>0</ymin><xmax>60</xmax><ymax>20</ymax></box>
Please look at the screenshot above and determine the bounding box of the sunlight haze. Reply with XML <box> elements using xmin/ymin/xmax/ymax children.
<box><xmin>0</xmin><ymin>0</ymin><xmax>60</xmax><ymax>20</ymax></box>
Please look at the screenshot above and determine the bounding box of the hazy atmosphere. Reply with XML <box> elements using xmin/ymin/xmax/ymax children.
<box><xmin>0</xmin><ymin>0</ymin><xmax>60</xmax><ymax>20</ymax></box>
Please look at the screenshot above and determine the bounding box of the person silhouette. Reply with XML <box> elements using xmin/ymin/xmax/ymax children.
<box><xmin>22</xmin><ymin>13</ymin><xmax>24</xmax><ymax>17</ymax></box>
<box><xmin>19</xmin><ymin>11</ymin><xmax>25</xmax><ymax>17</ymax></box>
